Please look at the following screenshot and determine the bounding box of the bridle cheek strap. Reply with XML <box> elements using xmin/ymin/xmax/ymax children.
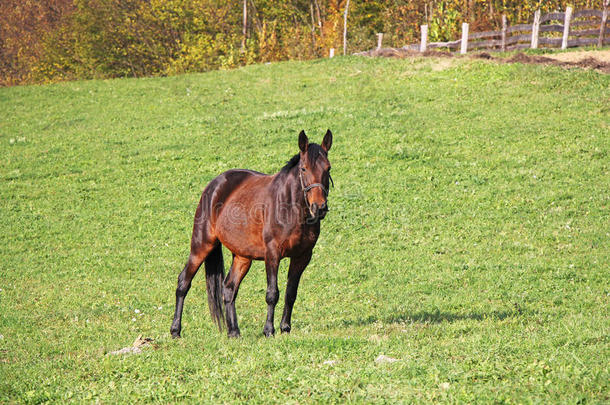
<box><xmin>301</xmin><ymin>183</ymin><xmax>327</xmax><ymax>215</ymax></box>
<box><xmin>299</xmin><ymin>166</ymin><xmax>331</xmax><ymax>212</ymax></box>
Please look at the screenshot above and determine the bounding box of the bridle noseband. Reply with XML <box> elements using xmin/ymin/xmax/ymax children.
<box><xmin>298</xmin><ymin>162</ymin><xmax>333</xmax><ymax>212</ymax></box>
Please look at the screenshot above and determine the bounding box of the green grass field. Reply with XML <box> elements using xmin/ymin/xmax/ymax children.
<box><xmin>1</xmin><ymin>55</ymin><xmax>609</xmax><ymax>403</ymax></box>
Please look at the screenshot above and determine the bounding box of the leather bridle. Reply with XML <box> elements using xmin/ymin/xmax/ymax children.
<box><xmin>298</xmin><ymin>162</ymin><xmax>333</xmax><ymax>212</ymax></box>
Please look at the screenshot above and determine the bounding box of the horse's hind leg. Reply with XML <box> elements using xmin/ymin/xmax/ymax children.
<box><xmin>222</xmin><ymin>255</ymin><xmax>252</xmax><ymax>338</ymax></box>
<box><xmin>170</xmin><ymin>241</ymin><xmax>216</xmax><ymax>338</ymax></box>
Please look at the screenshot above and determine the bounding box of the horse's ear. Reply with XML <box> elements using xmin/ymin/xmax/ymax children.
<box><xmin>298</xmin><ymin>130</ymin><xmax>308</xmax><ymax>153</ymax></box>
<box><xmin>321</xmin><ymin>129</ymin><xmax>333</xmax><ymax>152</ymax></box>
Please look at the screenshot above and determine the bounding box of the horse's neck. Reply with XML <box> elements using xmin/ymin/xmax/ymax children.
<box><xmin>275</xmin><ymin>166</ymin><xmax>301</xmax><ymax>204</ymax></box>
<box><xmin>274</xmin><ymin>166</ymin><xmax>310</xmax><ymax>217</ymax></box>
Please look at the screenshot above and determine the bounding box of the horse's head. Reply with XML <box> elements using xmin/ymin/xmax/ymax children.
<box><xmin>298</xmin><ymin>129</ymin><xmax>333</xmax><ymax>220</ymax></box>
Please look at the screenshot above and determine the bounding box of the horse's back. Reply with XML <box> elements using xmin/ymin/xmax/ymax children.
<box><xmin>199</xmin><ymin>169</ymin><xmax>273</xmax><ymax>259</ymax></box>
<box><xmin>203</xmin><ymin>168</ymin><xmax>269</xmax><ymax>204</ymax></box>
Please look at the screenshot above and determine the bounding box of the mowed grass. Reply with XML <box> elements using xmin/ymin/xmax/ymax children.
<box><xmin>1</xmin><ymin>55</ymin><xmax>609</xmax><ymax>403</ymax></box>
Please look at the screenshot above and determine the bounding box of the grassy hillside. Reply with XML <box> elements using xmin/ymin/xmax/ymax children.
<box><xmin>1</xmin><ymin>56</ymin><xmax>608</xmax><ymax>403</ymax></box>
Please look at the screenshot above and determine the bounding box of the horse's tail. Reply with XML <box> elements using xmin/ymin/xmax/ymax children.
<box><xmin>205</xmin><ymin>243</ymin><xmax>225</xmax><ymax>331</ymax></box>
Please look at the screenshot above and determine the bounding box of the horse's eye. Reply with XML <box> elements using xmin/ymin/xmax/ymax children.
<box><xmin>301</xmin><ymin>167</ymin><xmax>306</xmax><ymax>172</ymax></box>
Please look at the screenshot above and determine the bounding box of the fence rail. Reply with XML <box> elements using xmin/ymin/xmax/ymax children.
<box><xmin>356</xmin><ymin>3</ymin><xmax>609</xmax><ymax>56</ymax></box>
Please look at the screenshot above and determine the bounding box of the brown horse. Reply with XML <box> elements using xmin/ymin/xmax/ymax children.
<box><xmin>171</xmin><ymin>130</ymin><xmax>333</xmax><ymax>338</ymax></box>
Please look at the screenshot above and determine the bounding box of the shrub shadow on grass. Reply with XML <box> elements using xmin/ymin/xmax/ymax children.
<box><xmin>342</xmin><ymin>308</ymin><xmax>527</xmax><ymax>327</ymax></box>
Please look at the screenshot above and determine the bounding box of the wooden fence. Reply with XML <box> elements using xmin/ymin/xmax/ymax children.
<box><xmin>356</xmin><ymin>3</ymin><xmax>609</xmax><ymax>56</ymax></box>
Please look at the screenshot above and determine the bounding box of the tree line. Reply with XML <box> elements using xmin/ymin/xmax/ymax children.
<box><xmin>0</xmin><ymin>0</ymin><xmax>603</xmax><ymax>86</ymax></box>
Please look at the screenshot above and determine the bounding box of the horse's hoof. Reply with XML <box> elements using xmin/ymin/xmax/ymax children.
<box><xmin>280</xmin><ymin>324</ymin><xmax>291</xmax><ymax>334</ymax></box>
<box><xmin>227</xmin><ymin>329</ymin><xmax>241</xmax><ymax>338</ymax></box>
<box><xmin>263</xmin><ymin>325</ymin><xmax>275</xmax><ymax>337</ymax></box>
<box><xmin>171</xmin><ymin>332</ymin><xmax>181</xmax><ymax>339</ymax></box>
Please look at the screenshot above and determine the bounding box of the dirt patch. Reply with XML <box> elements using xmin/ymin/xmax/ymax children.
<box><xmin>472</xmin><ymin>52</ymin><xmax>494</xmax><ymax>60</ymax></box>
<box><xmin>357</xmin><ymin>47</ymin><xmax>610</xmax><ymax>74</ymax></box>
<box><xmin>542</xmin><ymin>49</ymin><xmax>610</xmax><ymax>63</ymax></box>
<box><xmin>504</xmin><ymin>52</ymin><xmax>610</xmax><ymax>73</ymax></box>
<box><xmin>356</xmin><ymin>48</ymin><xmax>453</xmax><ymax>59</ymax></box>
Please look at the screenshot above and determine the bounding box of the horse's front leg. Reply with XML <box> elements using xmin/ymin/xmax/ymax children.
<box><xmin>263</xmin><ymin>249</ymin><xmax>280</xmax><ymax>337</ymax></box>
<box><xmin>280</xmin><ymin>250</ymin><xmax>312</xmax><ymax>334</ymax></box>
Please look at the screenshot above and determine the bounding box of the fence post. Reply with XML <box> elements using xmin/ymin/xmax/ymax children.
<box><xmin>377</xmin><ymin>33</ymin><xmax>383</xmax><ymax>50</ymax></box>
<box><xmin>343</xmin><ymin>0</ymin><xmax>350</xmax><ymax>55</ymax></box>
<box><xmin>599</xmin><ymin>0</ymin><xmax>609</xmax><ymax>48</ymax></box>
<box><xmin>460</xmin><ymin>23</ymin><xmax>469</xmax><ymax>54</ymax></box>
<box><xmin>420</xmin><ymin>25</ymin><xmax>428</xmax><ymax>52</ymax></box>
<box><xmin>561</xmin><ymin>6</ymin><xmax>573</xmax><ymax>50</ymax></box>
<box><xmin>329</xmin><ymin>48</ymin><xmax>335</xmax><ymax>58</ymax></box>
<box><xmin>531</xmin><ymin>9</ymin><xmax>541</xmax><ymax>49</ymax></box>
<box><xmin>501</xmin><ymin>15</ymin><xmax>507</xmax><ymax>51</ymax></box>
<box><xmin>241</xmin><ymin>0</ymin><xmax>247</xmax><ymax>50</ymax></box>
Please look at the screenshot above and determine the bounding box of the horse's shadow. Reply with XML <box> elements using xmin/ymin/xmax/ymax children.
<box><xmin>342</xmin><ymin>308</ymin><xmax>525</xmax><ymax>327</ymax></box>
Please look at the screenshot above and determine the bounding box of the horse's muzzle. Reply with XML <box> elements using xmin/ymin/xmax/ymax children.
<box><xmin>311</xmin><ymin>202</ymin><xmax>328</xmax><ymax>220</ymax></box>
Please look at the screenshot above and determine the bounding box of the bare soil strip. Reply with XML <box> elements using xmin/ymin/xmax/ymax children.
<box><xmin>357</xmin><ymin>48</ymin><xmax>610</xmax><ymax>74</ymax></box>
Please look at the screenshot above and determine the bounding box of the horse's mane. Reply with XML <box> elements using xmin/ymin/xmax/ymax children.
<box><xmin>281</xmin><ymin>154</ymin><xmax>301</xmax><ymax>173</ymax></box>
<box><xmin>280</xmin><ymin>144</ymin><xmax>324</xmax><ymax>174</ymax></box>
